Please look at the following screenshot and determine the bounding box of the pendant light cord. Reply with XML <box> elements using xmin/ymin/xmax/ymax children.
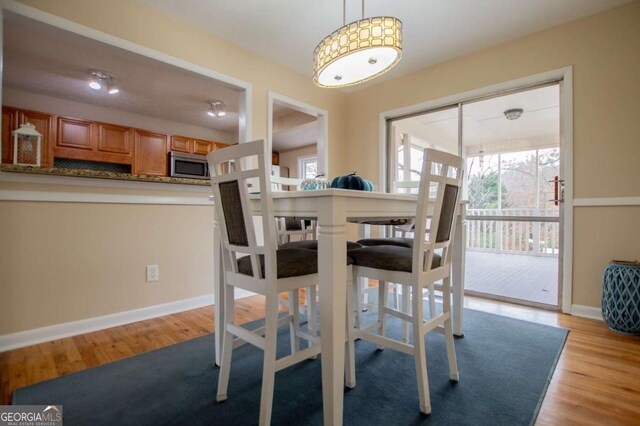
<box><xmin>343</xmin><ymin>0</ymin><xmax>346</xmax><ymax>25</ymax></box>
<box><xmin>343</xmin><ymin>0</ymin><xmax>366</xmax><ymax>25</ymax></box>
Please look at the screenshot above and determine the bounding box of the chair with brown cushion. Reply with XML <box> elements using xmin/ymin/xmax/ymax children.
<box><xmin>345</xmin><ymin>148</ymin><xmax>465</xmax><ymax>415</ymax></box>
<box><xmin>209</xmin><ymin>140</ymin><xmax>354</xmax><ymax>425</ymax></box>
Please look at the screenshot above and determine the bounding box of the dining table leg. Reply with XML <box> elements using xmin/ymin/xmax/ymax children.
<box><xmin>317</xmin><ymin>197</ymin><xmax>348</xmax><ymax>426</ymax></box>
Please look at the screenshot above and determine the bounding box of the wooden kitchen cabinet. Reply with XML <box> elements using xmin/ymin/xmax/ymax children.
<box><xmin>2</xmin><ymin>107</ymin><xmax>18</xmax><ymax>164</ymax></box>
<box><xmin>169</xmin><ymin>135</ymin><xmax>218</xmax><ymax>156</ymax></box>
<box><xmin>170</xmin><ymin>135</ymin><xmax>192</xmax><ymax>153</ymax></box>
<box><xmin>133</xmin><ymin>130</ymin><xmax>167</xmax><ymax>175</ymax></box>
<box><xmin>98</xmin><ymin>123</ymin><xmax>132</xmax><ymax>156</ymax></box>
<box><xmin>54</xmin><ymin>117</ymin><xmax>133</xmax><ymax>164</ymax></box>
<box><xmin>1</xmin><ymin>107</ymin><xmax>54</xmax><ymax>167</ymax></box>
<box><xmin>272</xmin><ymin>152</ymin><xmax>280</xmax><ymax>165</ymax></box>
<box><xmin>19</xmin><ymin>109</ymin><xmax>55</xmax><ymax>167</ymax></box>
<box><xmin>193</xmin><ymin>139</ymin><xmax>216</xmax><ymax>155</ymax></box>
<box><xmin>57</xmin><ymin>117</ymin><xmax>93</xmax><ymax>151</ymax></box>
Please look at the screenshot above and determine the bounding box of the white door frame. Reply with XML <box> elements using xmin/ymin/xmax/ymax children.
<box><xmin>378</xmin><ymin>67</ymin><xmax>574</xmax><ymax>314</ymax></box>
<box><xmin>0</xmin><ymin>0</ymin><xmax>253</xmax><ymax>183</ymax></box>
<box><xmin>267</xmin><ymin>91</ymin><xmax>328</xmax><ymax>174</ymax></box>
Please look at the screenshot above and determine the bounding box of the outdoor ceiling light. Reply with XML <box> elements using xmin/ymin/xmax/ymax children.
<box><xmin>504</xmin><ymin>108</ymin><xmax>524</xmax><ymax>120</ymax></box>
<box><xmin>88</xmin><ymin>69</ymin><xmax>119</xmax><ymax>95</ymax></box>
<box><xmin>208</xmin><ymin>100</ymin><xmax>226</xmax><ymax>118</ymax></box>
<box><xmin>313</xmin><ymin>0</ymin><xmax>402</xmax><ymax>88</ymax></box>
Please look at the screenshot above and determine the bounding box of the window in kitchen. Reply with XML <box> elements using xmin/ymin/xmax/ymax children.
<box><xmin>298</xmin><ymin>155</ymin><xmax>318</xmax><ymax>179</ymax></box>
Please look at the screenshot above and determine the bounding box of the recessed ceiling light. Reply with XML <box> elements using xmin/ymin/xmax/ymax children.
<box><xmin>504</xmin><ymin>108</ymin><xmax>524</xmax><ymax>120</ymax></box>
<box><xmin>89</xmin><ymin>81</ymin><xmax>102</xmax><ymax>90</ymax></box>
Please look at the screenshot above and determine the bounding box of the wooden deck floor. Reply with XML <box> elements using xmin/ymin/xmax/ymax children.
<box><xmin>465</xmin><ymin>250</ymin><xmax>558</xmax><ymax>305</ymax></box>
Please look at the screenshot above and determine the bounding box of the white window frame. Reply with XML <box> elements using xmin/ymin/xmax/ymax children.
<box><xmin>298</xmin><ymin>154</ymin><xmax>318</xmax><ymax>179</ymax></box>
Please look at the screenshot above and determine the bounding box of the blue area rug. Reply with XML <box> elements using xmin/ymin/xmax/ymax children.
<box><xmin>13</xmin><ymin>308</ymin><xmax>567</xmax><ymax>425</ymax></box>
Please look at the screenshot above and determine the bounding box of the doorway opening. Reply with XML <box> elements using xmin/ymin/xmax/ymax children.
<box><xmin>386</xmin><ymin>83</ymin><xmax>563</xmax><ymax>309</ymax></box>
<box><xmin>267</xmin><ymin>92</ymin><xmax>328</xmax><ymax>187</ymax></box>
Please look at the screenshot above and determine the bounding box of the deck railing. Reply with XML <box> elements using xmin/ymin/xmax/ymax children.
<box><xmin>466</xmin><ymin>209</ymin><xmax>559</xmax><ymax>256</ymax></box>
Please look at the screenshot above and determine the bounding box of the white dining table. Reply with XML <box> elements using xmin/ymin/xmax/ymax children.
<box><xmin>212</xmin><ymin>188</ymin><xmax>466</xmax><ymax>426</ymax></box>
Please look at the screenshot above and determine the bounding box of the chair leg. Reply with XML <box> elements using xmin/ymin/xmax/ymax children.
<box><xmin>428</xmin><ymin>283</ymin><xmax>436</xmax><ymax>319</ymax></box>
<box><xmin>259</xmin><ymin>294</ymin><xmax>280</xmax><ymax>426</ymax></box>
<box><xmin>308</xmin><ymin>285</ymin><xmax>317</xmax><ymax>336</ymax></box>
<box><xmin>354</xmin><ymin>276</ymin><xmax>364</xmax><ymax>329</ymax></box>
<box><xmin>377</xmin><ymin>280</ymin><xmax>388</xmax><ymax>350</ymax></box>
<box><xmin>401</xmin><ymin>284</ymin><xmax>410</xmax><ymax>343</ymax></box>
<box><xmin>443</xmin><ymin>276</ymin><xmax>459</xmax><ymax>381</ymax></box>
<box><xmin>345</xmin><ymin>269</ymin><xmax>356</xmax><ymax>389</ymax></box>
<box><xmin>412</xmin><ymin>283</ymin><xmax>432</xmax><ymax>415</ymax></box>
<box><xmin>391</xmin><ymin>283</ymin><xmax>399</xmax><ymax>309</ymax></box>
<box><xmin>288</xmin><ymin>290</ymin><xmax>300</xmax><ymax>353</ymax></box>
<box><xmin>216</xmin><ymin>285</ymin><xmax>235</xmax><ymax>402</ymax></box>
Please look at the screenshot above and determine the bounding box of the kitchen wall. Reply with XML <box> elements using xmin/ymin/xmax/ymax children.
<box><xmin>3</xmin><ymin>87</ymin><xmax>233</xmax><ymax>143</ymax></box>
<box><xmin>0</xmin><ymin>0</ymin><xmax>348</xmax><ymax>335</ymax></box>
<box><xmin>279</xmin><ymin>144</ymin><xmax>317</xmax><ymax>180</ymax></box>
<box><xmin>344</xmin><ymin>1</ymin><xmax>640</xmax><ymax>309</ymax></box>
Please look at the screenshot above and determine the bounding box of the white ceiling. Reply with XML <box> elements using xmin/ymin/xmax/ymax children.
<box><xmin>395</xmin><ymin>84</ymin><xmax>559</xmax><ymax>154</ymax></box>
<box><xmin>136</xmin><ymin>0</ymin><xmax>631</xmax><ymax>90</ymax></box>
<box><xmin>3</xmin><ymin>12</ymin><xmax>241</xmax><ymax>133</ymax></box>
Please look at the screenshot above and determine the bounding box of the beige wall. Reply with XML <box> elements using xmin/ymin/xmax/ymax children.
<box><xmin>3</xmin><ymin>87</ymin><xmax>233</xmax><ymax>143</ymax></box>
<box><xmin>279</xmin><ymin>144</ymin><xmax>317</xmax><ymax>180</ymax></box>
<box><xmin>0</xmin><ymin>0</ymin><xmax>348</xmax><ymax>334</ymax></box>
<box><xmin>344</xmin><ymin>2</ymin><xmax>640</xmax><ymax>307</ymax></box>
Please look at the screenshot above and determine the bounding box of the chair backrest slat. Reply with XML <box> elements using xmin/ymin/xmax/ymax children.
<box><xmin>412</xmin><ymin>148</ymin><xmax>465</xmax><ymax>276</ymax></box>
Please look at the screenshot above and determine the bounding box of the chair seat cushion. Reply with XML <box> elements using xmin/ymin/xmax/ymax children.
<box><xmin>237</xmin><ymin>248</ymin><xmax>354</xmax><ymax>279</ymax></box>
<box><xmin>279</xmin><ymin>240</ymin><xmax>363</xmax><ymax>251</ymax></box>
<box><xmin>347</xmin><ymin>245</ymin><xmax>441</xmax><ymax>273</ymax></box>
<box><xmin>357</xmin><ymin>237</ymin><xmax>414</xmax><ymax>248</ymax></box>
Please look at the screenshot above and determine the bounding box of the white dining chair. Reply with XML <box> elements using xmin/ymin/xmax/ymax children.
<box><xmin>345</xmin><ymin>148</ymin><xmax>465</xmax><ymax>415</ymax></box>
<box><xmin>208</xmin><ymin>140</ymin><xmax>354</xmax><ymax>425</ymax></box>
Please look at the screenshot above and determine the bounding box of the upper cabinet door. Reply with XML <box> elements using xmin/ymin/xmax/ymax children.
<box><xmin>20</xmin><ymin>110</ymin><xmax>54</xmax><ymax>167</ymax></box>
<box><xmin>134</xmin><ymin>130</ymin><xmax>168</xmax><ymax>176</ymax></box>
<box><xmin>98</xmin><ymin>123</ymin><xmax>132</xmax><ymax>155</ymax></box>
<box><xmin>57</xmin><ymin>117</ymin><xmax>93</xmax><ymax>151</ymax></box>
<box><xmin>193</xmin><ymin>139</ymin><xmax>216</xmax><ymax>155</ymax></box>
<box><xmin>170</xmin><ymin>136</ymin><xmax>192</xmax><ymax>153</ymax></box>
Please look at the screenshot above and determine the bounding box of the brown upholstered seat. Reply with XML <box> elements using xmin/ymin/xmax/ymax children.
<box><xmin>356</xmin><ymin>237</ymin><xmax>414</xmax><ymax>248</ymax></box>
<box><xmin>280</xmin><ymin>240</ymin><xmax>363</xmax><ymax>251</ymax></box>
<box><xmin>238</xmin><ymin>248</ymin><xmax>354</xmax><ymax>279</ymax></box>
<box><xmin>347</xmin><ymin>245</ymin><xmax>441</xmax><ymax>273</ymax></box>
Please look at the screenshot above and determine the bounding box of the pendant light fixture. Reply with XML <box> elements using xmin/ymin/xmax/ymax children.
<box><xmin>313</xmin><ymin>0</ymin><xmax>402</xmax><ymax>88</ymax></box>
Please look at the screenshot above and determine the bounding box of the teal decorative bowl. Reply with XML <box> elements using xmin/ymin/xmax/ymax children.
<box><xmin>602</xmin><ymin>260</ymin><xmax>640</xmax><ymax>335</ymax></box>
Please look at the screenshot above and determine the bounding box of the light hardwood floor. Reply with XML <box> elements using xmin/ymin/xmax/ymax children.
<box><xmin>1</xmin><ymin>294</ymin><xmax>639</xmax><ymax>424</ymax></box>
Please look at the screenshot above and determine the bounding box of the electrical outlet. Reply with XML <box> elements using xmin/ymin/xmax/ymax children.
<box><xmin>146</xmin><ymin>265</ymin><xmax>159</xmax><ymax>282</ymax></box>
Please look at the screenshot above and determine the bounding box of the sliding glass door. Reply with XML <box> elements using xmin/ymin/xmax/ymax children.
<box><xmin>387</xmin><ymin>83</ymin><xmax>563</xmax><ymax>309</ymax></box>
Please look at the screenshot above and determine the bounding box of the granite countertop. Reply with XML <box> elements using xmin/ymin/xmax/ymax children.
<box><xmin>0</xmin><ymin>164</ymin><xmax>210</xmax><ymax>186</ymax></box>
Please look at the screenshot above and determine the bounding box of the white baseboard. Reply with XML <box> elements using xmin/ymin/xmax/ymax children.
<box><xmin>571</xmin><ymin>304</ymin><xmax>603</xmax><ymax>321</ymax></box>
<box><xmin>0</xmin><ymin>290</ymin><xmax>255</xmax><ymax>352</ymax></box>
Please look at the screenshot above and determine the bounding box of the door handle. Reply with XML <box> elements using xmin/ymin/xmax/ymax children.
<box><xmin>548</xmin><ymin>176</ymin><xmax>565</xmax><ymax>205</ymax></box>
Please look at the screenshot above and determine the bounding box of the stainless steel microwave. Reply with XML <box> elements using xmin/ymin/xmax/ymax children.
<box><xmin>169</xmin><ymin>151</ymin><xmax>209</xmax><ymax>179</ymax></box>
